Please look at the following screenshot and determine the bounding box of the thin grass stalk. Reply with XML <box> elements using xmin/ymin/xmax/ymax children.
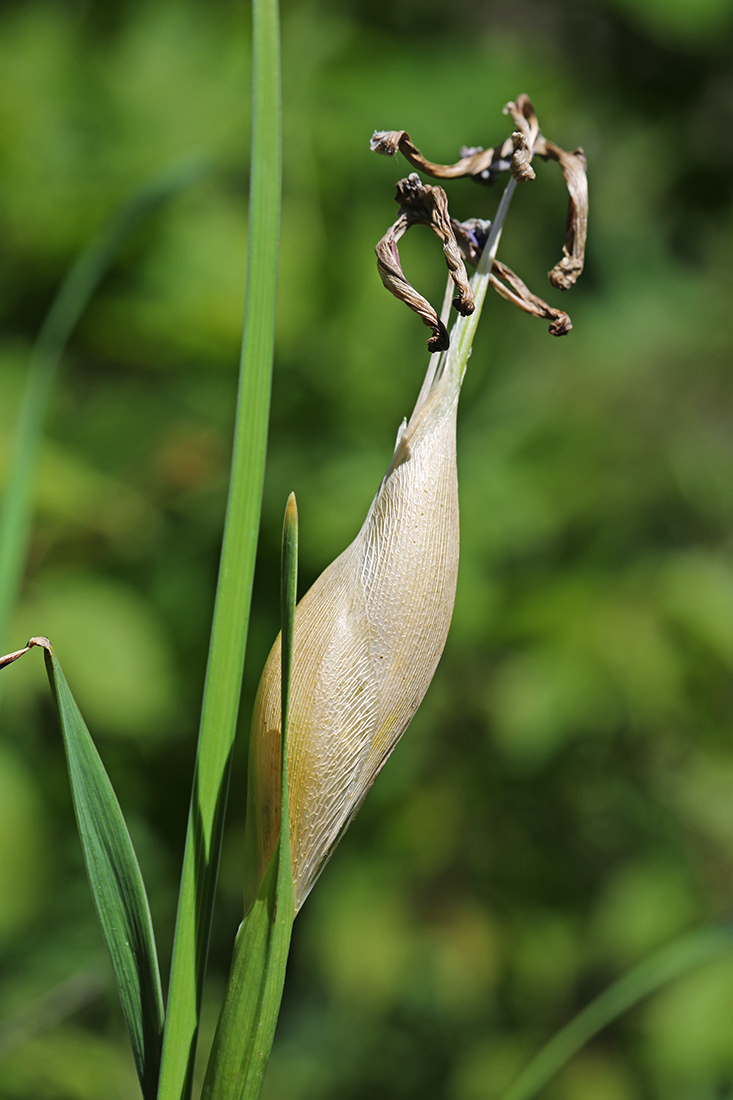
<box><xmin>0</xmin><ymin>160</ymin><xmax>205</xmax><ymax>653</ymax></box>
<box><xmin>498</xmin><ymin>924</ymin><xmax>733</xmax><ymax>1100</ymax></box>
<box><xmin>156</xmin><ymin>2</ymin><xmax>281</xmax><ymax>1097</ymax></box>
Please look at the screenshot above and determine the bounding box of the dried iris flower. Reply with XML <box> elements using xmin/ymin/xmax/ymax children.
<box><xmin>244</xmin><ymin>95</ymin><xmax>588</xmax><ymax>914</ymax></box>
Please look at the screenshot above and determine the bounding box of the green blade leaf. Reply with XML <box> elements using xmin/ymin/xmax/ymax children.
<box><xmin>157</xmin><ymin>2</ymin><xmax>281</xmax><ymax>1097</ymax></box>
<box><xmin>201</xmin><ymin>494</ymin><xmax>297</xmax><ymax>1100</ymax></box>
<box><xmin>499</xmin><ymin>924</ymin><xmax>733</xmax><ymax>1100</ymax></box>
<box><xmin>40</xmin><ymin>641</ymin><xmax>164</xmax><ymax>1100</ymax></box>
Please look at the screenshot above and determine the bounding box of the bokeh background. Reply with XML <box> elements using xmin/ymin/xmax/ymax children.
<box><xmin>2</xmin><ymin>0</ymin><xmax>733</xmax><ymax>1097</ymax></box>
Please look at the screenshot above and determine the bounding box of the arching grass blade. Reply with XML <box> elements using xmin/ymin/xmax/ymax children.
<box><xmin>0</xmin><ymin>158</ymin><xmax>206</xmax><ymax>652</ymax></box>
<box><xmin>499</xmin><ymin>924</ymin><xmax>733</xmax><ymax>1100</ymax></box>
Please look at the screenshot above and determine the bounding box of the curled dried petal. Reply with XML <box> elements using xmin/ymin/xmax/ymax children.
<box><xmin>375</xmin><ymin>175</ymin><xmax>475</xmax><ymax>351</ymax></box>
<box><xmin>395</xmin><ymin>176</ymin><xmax>474</xmax><ymax>315</ymax></box>
<box><xmin>536</xmin><ymin>139</ymin><xmax>588</xmax><ymax>289</ymax></box>
<box><xmin>502</xmin><ymin>96</ymin><xmax>587</xmax><ymax>287</ymax></box>
<box><xmin>503</xmin><ymin>94</ymin><xmax>541</xmax><ymax>146</ymax></box>
<box><xmin>503</xmin><ymin>95</ymin><xmax>540</xmax><ymax>182</ymax></box>
<box><xmin>376</xmin><ymin>227</ymin><xmax>448</xmax><ymax>352</ymax></box>
<box><xmin>510</xmin><ymin>130</ymin><xmax>535</xmax><ymax>182</ymax></box>
<box><xmin>371</xmin><ymin>128</ymin><xmax>514</xmax><ymax>186</ymax></box>
<box><xmin>449</xmin><ymin>218</ymin><xmax>573</xmax><ymax>335</ymax></box>
<box><xmin>489</xmin><ymin>259</ymin><xmax>572</xmax><ymax>336</ymax></box>
<box><xmin>372</xmin><ymin>95</ymin><xmax>587</xmax><ymax>336</ymax></box>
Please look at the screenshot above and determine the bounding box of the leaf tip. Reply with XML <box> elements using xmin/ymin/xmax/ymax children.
<box><xmin>285</xmin><ymin>491</ymin><xmax>298</xmax><ymax>524</ymax></box>
<box><xmin>0</xmin><ymin>635</ymin><xmax>52</xmax><ymax>669</ymax></box>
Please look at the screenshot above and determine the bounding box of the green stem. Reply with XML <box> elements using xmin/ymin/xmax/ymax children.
<box><xmin>442</xmin><ymin>176</ymin><xmax>517</xmax><ymax>387</ymax></box>
<box><xmin>156</xmin><ymin>2</ymin><xmax>281</xmax><ymax>1098</ymax></box>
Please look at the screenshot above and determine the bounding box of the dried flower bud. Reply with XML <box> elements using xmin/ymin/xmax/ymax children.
<box><xmin>244</xmin><ymin>341</ymin><xmax>461</xmax><ymax>914</ymax></box>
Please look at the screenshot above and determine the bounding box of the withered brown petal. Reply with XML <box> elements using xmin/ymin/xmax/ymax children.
<box><xmin>535</xmin><ymin>138</ymin><xmax>588</xmax><ymax>289</ymax></box>
<box><xmin>372</xmin><ymin>94</ymin><xmax>586</xmax><ymax>340</ymax></box>
<box><xmin>375</xmin><ymin>175</ymin><xmax>475</xmax><ymax>351</ymax></box>
<box><xmin>503</xmin><ymin>94</ymin><xmax>540</xmax><ymax>145</ymax></box>
<box><xmin>371</xmin><ymin>129</ymin><xmax>515</xmax><ymax>186</ymax></box>
<box><xmin>394</xmin><ymin>175</ymin><xmax>474</xmax><ymax>316</ymax></box>
<box><xmin>489</xmin><ymin>258</ymin><xmax>572</xmax><ymax>336</ymax></box>
<box><xmin>502</xmin><ymin>96</ymin><xmax>588</xmax><ymax>289</ymax></box>
<box><xmin>503</xmin><ymin>95</ymin><xmax>540</xmax><ymax>182</ymax></box>
<box><xmin>375</xmin><ymin>225</ymin><xmax>448</xmax><ymax>352</ymax></box>
<box><xmin>509</xmin><ymin>130</ymin><xmax>536</xmax><ymax>182</ymax></box>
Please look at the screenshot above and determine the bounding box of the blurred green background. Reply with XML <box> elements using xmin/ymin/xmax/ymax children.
<box><xmin>2</xmin><ymin>0</ymin><xmax>733</xmax><ymax>1097</ymax></box>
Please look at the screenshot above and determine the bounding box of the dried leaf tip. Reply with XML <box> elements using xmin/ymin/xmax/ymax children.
<box><xmin>371</xmin><ymin>95</ymin><xmax>588</xmax><ymax>342</ymax></box>
<box><xmin>0</xmin><ymin>636</ymin><xmax>52</xmax><ymax>669</ymax></box>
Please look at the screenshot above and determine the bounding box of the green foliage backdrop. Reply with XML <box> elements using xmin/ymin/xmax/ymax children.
<box><xmin>2</xmin><ymin>1</ymin><xmax>733</xmax><ymax>1098</ymax></box>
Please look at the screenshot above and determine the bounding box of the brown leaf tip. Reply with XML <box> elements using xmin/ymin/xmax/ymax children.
<box><xmin>0</xmin><ymin>635</ymin><xmax>52</xmax><ymax>670</ymax></box>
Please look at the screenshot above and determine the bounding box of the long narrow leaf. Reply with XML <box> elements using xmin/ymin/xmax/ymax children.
<box><xmin>499</xmin><ymin>924</ymin><xmax>733</xmax><ymax>1100</ymax></box>
<box><xmin>38</xmin><ymin>640</ymin><xmax>164</xmax><ymax>1100</ymax></box>
<box><xmin>0</xmin><ymin>159</ymin><xmax>206</xmax><ymax>653</ymax></box>
<box><xmin>157</xmin><ymin>2</ymin><xmax>282</xmax><ymax>1097</ymax></box>
<box><xmin>201</xmin><ymin>494</ymin><xmax>297</xmax><ymax>1100</ymax></box>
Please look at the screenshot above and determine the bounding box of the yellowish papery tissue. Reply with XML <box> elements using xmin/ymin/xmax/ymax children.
<box><xmin>245</xmin><ymin>346</ymin><xmax>461</xmax><ymax>914</ymax></box>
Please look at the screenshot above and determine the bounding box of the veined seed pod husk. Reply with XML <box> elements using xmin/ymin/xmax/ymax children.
<box><xmin>244</xmin><ymin>347</ymin><xmax>462</xmax><ymax>915</ymax></box>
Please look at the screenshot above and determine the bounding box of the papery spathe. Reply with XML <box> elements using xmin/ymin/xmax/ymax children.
<box><xmin>244</xmin><ymin>351</ymin><xmax>461</xmax><ymax>914</ymax></box>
